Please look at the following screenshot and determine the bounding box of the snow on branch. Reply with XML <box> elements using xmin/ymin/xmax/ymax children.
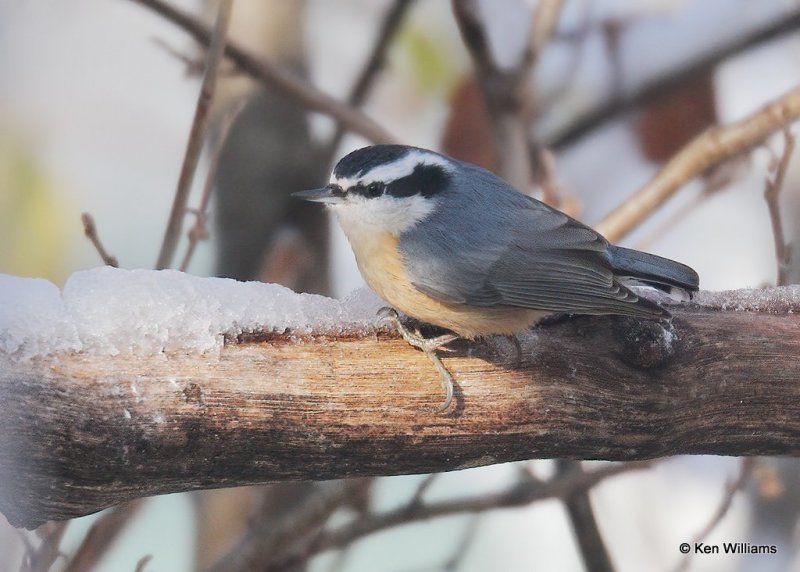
<box><xmin>1</xmin><ymin>268</ymin><xmax>800</xmax><ymax>529</ymax></box>
<box><xmin>0</xmin><ymin>268</ymin><xmax>384</xmax><ymax>359</ymax></box>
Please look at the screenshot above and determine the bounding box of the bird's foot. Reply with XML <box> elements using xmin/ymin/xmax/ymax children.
<box><xmin>377</xmin><ymin>307</ymin><xmax>459</xmax><ymax>411</ymax></box>
<box><xmin>378</xmin><ymin>307</ymin><xmax>458</xmax><ymax>351</ymax></box>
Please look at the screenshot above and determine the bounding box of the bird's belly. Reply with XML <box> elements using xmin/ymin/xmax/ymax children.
<box><xmin>350</xmin><ymin>231</ymin><xmax>546</xmax><ymax>337</ymax></box>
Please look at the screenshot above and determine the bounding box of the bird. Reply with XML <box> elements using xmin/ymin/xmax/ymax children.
<box><xmin>294</xmin><ymin>144</ymin><xmax>699</xmax><ymax>410</ymax></box>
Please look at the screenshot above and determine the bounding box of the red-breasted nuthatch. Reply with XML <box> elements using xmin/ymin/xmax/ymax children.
<box><xmin>294</xmin><ymin>145</ymin><xmax>699</xmax><ymax>410</ymax></box>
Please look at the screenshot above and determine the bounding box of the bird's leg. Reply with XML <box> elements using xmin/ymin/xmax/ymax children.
<box><xmin>377</xmin><ymin>307</ymin><xmax>459</xmax><ymax>411</ymax></box>
<box><xmin>504</xmin><ymin>334</ymin><xmax>523</xmax><ymax>369</ymax></box>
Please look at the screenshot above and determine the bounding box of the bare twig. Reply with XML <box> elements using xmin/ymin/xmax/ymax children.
<box><xmin>552</xmin><ymin>10</ymin><xmax>800</xmax><ymax>149</ymax></box>
<box><xmin>134</xmin><ymin>555</ymin><xmax>153</xmax><ymax>572</ymax></box>
<box><xmin>556</xmin><ymin>460</ymin><xmax>615</xmax><ymax>572</ymax></box>
<box><xmin>151</xmin><ymin>37</ymin><xmax>205</xmax><ymax>76</ymax></box>
<box><xmin>636</xmin><ymin>197</ymin><xmax>708</xmax><ymax>254</ymax></box>
<box><xmin>81</xmin><ymin>213</ymin><xmax>119</xmax><ymax>267</ymax></box>
<box><xmin>408</xmin><ymin>474</ymin><xmax>439</xmax><ymax>510</ymax></box>
<box><xmin>178</xmin><ymin>98</ymin><xmax>247</xmax><ymax>272</ymax></box>
<box><xmin>441</xmin><ymin>515</ymin><xmax>481</xmax><ymax>571</ymax></box>
<box><xmin>15</xmin><ymin>528</ymin><xmax>34</xmax><ymax>556</ymax></box>
<box><xmin>596</xmin><ymin>85</ymin><xmax>800</xmax><ymax>243</ymax></box>
<box><xmin>65</xmin><ymin>500</ymin><xmax>145</xmax><ymax>572</ymax></box>
<box><xmin>324</xmin><ymin>0</ymin><xmax>416</xmax><ymax>160</ymax></box>
<box><xmin>764</xmin><ymin>128</ymin><xmax>796</xmax><ymax>286</ymax></box>
<box><xmin>673</xmin><ymin>458</ymin><xmax>756</xmax><ymax>572</ymax></box>
<box><xmin>601</xmin><ymin>18</ymin><xmax>628</xmax><ymax>101</ymax></box>
<box><xmin>536</xmin><ymin>7</ymin><xmax>592</xmax><ymax>127</ymax></box>
<box><xmin>155</xmin><ymin>0</ymin><xmax>233</xmax><ymax>270</ymax></box>
<box><xmin>345</xmin><ymin>0</ymin><xmax>415</xmax><ymax>111</ymax></box>
<box><xmin>531</xmin><ymin>0</ymin><xmax>566</xmax><ymax>55</ymax></box>
<box><xmin>536</xmin><ymin>146</ymin><xmax>564</xmax><ymax>207</ymax></box>
<box><xmin>152</xmin><ymin>37</ymin><xmax>240</xmax><ymax>79</ymax></box>
<box><xmin>22</xmin><ymin>521</ymin><xmax>68</xmax><ymax>572</ymax></box>
<box><xmin>752</xmin><ymin>461</ymin><xmax>785</xmax><ymax>499</ymax></box>
<box><xmin>632</xmin><ymin>158</ymin><xmax>748</xmax><ymax>251</ymax></box>
<box><xmin>452</xmin><ymin>0</ymin><xmax>537</xmax><ymax>190</ymax></box>
<box><xmin>452</xmin><ymin>0</ymin><xmax>566</xmax><ymax>201</ymax></box>
<box><xmin>207</xmin><ymin>480</ymin><xmax>368</xmax><ymax>572</ymax></box>
<box><xmin>129</xmin><ymin>0</ymin><xmax>396</xmax><ymax>145</ymax></box>
<box><xmin>272</xmin><ymin>462</ymin><xmax>651</xmax><ymax>570</ymax></box>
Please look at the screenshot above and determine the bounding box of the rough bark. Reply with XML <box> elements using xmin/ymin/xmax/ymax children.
<box><xmin>1</xmin><ymin>297</ymin><xmax>799</xmax><ymax>529</ymax></box>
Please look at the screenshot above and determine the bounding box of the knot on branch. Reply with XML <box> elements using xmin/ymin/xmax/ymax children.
<box><xmin>612</xmin><ymin>317</ymin><xmax>676</xmax><ymax>370</ymax></box>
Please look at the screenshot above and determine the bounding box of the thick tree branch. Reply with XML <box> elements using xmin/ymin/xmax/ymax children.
<box><xmin>596</xmin><ymin>85</ymin><xmax>800</xmax><ymax>243</ymax></box>
<box><xmin>128</xmin><ymin>0</ymin><xmax>396</xmax><ymax>145</ymax></box>
<box><xmin>1</xmin><ymin>291</ymin><xmax>800</xmax><ymax>529</ymax></box>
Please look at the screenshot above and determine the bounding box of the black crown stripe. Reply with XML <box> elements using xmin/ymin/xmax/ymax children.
<box><xmin>333</xmin><ymin>145</ymin><xmax>412</xmax><ymax>179</ymax></box>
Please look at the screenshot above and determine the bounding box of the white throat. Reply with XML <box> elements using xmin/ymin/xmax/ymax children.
<box><xmin>329</xmin><ymin>194</ymin><xmax>436</xmax><ymax>240</ymax></box>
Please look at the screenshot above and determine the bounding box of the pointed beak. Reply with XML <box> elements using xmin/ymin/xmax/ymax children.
<box><xmin>292</xmin><ymin>186</ymin><xmax>342</xmax><ymax>204</ymax></box>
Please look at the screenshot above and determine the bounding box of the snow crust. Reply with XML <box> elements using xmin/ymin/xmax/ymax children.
<box><xmin>0</xmin><ymin>267</ymin><xmax>384</xmax><ymax>359</ymax></box>
<box><xmin>4</xmin><ymin>267</ymin><xmax>798</xmax><ymax>361</ymax></box>
<box><xmin>628</xmin><ymin>284</ymin><xmax>800</xmax><ymax>314</ymax></box>
<box><xmin>693</xmin><ymin>286</ymin><xmax>800</xmax><ymax>313</ymax></box>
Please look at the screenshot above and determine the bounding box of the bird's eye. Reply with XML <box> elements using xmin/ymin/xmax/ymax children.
<box><xmin>366</xmin><ymin>182</ymin><xmax>384</xmax><ymax>198</ymax></box>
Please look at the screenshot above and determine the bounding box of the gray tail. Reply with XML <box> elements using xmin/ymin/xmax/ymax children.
<box><xmin>607</xmin><ymin>246</ymin><xmax>699</xmax><ymax>298</ymax></box>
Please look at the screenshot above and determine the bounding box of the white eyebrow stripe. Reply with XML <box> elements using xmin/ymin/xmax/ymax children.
<box><xmin>331</xmin><ymin>150</ymin><xmax>452</xmax><ymax>188</ymax></box>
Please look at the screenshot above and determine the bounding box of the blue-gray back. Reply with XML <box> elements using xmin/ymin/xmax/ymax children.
<box><xmin>399</xmin><ymin>162</ymin><xmax>667</xmax><ymax>318</ymax></box>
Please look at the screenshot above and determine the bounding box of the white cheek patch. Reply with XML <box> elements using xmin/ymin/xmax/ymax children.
<box><xmin>329</xmin><ymin>193</ymin><xmax>436</xmax><ymax>236</ymax></box>
<box><xmin>331</xmin><ymin>150</ymin><xmax>452</xmax><ymax>188</ymax></box>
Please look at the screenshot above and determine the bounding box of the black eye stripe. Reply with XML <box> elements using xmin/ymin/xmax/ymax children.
<box><xmin>349</xmin><ymin>182</ymin><xmax>385</xmax><ymax>198</ymax></box>
<box><xmin>342</xmin><ymin>164</ymin><xmax>451</xmax><ymax>199</ymax></box>
<box><xmin>385</xmin><ymin>164</ymin><xmax>450</xmax><ymax>198</ymax></box>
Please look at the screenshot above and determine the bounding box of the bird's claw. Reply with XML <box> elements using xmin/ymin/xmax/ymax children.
<box><xmin>376</xmin><ymin>306</ymin><xmax>399</xmax><ymax>322</ymax></box>
<box><xmin>377</xmin><ymin>306</ymin><xmax>459</xmax><ymax>412</ymax></box>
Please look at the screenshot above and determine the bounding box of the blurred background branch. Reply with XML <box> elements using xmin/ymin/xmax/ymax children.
<box><xmin>321</xmin><ymin>0</ymin><xmax>417</xmax><ymax>163</ymax></box>
<box><xmin>154</xmin><ymin>0</ymin><xmax>232</xmax><ymax>271</ymax></box>
<box><xmin>550</xmin><ymin>9</ymin><xmax>800</xmax><ymax>149</ymax></box>
<box><xmin>266</xmin><ymin>462</ymin><xmax>649</xmax><ymax>572</ymax></box>
<box><xmin>129</xmin><ymin>0</ymin><xmax>397</xmax><ymax>145</ymax></box>
<box><xmin>597</xmin><ymin>85</ymin><xmax>800</xmax><ymax>242</ymax></box>
<box><xmin>764</xmin><ymin>128</ymin><xmax>795</xmax><ymax>287</ymax></box>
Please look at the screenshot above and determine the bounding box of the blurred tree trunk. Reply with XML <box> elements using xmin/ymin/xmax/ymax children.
<box><xmin>211</xmin><ymin>3</ymin><xmax>328</xmax><ymax>292</ymax></box>
<box><xmin>196</xmin><ymin>1</ymin><xmax>329</xmax><ymax>568</ymax></box>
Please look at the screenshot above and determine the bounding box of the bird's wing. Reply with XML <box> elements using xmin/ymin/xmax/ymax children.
<box><xmin>401</xmin><ymin>192</ymin><xmax>665</xmax><ymax>318</ymax></box>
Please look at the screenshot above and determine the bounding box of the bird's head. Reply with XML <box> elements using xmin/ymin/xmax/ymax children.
<box><xmin>293</xmin><ymin>145</ymin><xmax>454</xmax><ymax>235</ymax></box>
